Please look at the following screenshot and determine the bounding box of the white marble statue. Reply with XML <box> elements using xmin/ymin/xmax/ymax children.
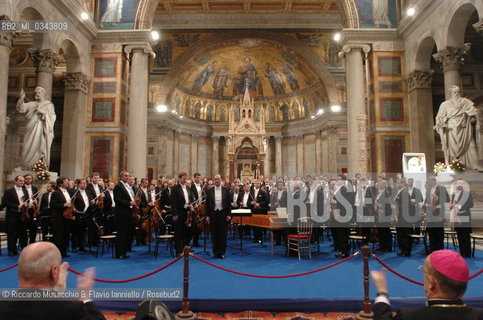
<box><xmin>434</xmin><ymin>85</ymin><xmax>479</xmax><ymax>170</ymax></box>
<box><xmin>100</xmin><ymin>0</ymin><xmax>123</xmax><ymax>26</ymax></box>
<box><xmin>16</xmin><ymin>87</ymin><xmax>56</xmax><ymax>168</ymax></box>
<box><xmin>372</xmin><ymin>0</ymin><xmax>392</xmax><ymax>28</ymax></box>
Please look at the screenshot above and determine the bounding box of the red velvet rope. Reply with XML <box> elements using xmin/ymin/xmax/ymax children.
<box><xmin>371</xmin><ymin>254</ymin><xmax>424</xmax><ymax>286</ymax></box>
<box><xmin>189</xmin><ymin>251</ymin><xmax>359</xmax><ymax>278</ymax></box>
<box><xmin>0</xmin><ymin>263</ymin><xmax>18</xmax><ymax>273</ymax></box>
<box><xmin>468</xmin><ymin>269</ymin><xmax>483</xmax><ymax>280</ymax></box>
<box><xmin>67</xmin><ymin>255</ymin><xmax>182</xmax><ymax>283</ymax></box>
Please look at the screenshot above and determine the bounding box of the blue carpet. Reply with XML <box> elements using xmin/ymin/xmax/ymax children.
<box><xmin>1</xmin><ymin>236</ymin><xmax>483</xmax><ymax>312</ymax></box>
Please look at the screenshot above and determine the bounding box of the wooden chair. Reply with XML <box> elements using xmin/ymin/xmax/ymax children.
<box><xmin>287</xmin><ymin>217</ymin><xmax>313</xmax><ymax>260</ymax></box>
<box><xmin>444</xmin><ymin>227</ymin><xmax>458</xmax><ymax>249</ymax></box>
<box><xmin>154</xmin><ymin>234</ymin><xmax>175</xmax><ymax>258</ymax></box>
<box><xmin>349</xmin><ymin>234</ymin><xmax>368</xmax><ymax>253</ymax></box>
<box><xmin>410</xmin><ymin>225</ymin><xmax>428</xmax><ymax>255</ymax></box>
<box><xmin>96</xmin><ymin>234</ymin><xmax>116</xmax><ymax>258</ymax></box>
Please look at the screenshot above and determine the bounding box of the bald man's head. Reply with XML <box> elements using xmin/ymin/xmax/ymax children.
<box><xmin>18</xmin><ymin>242</ymin><xmax>62</xmax><ymax>288</ymax></box>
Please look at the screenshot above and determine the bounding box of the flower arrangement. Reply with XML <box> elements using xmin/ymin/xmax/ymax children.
<box><xmin>31</xmin><ymin>159</ymin><xmax>51</xmax><ymax>182</ymax></box>
<box><xmin>449</xmin><ymin>159</ymin><xmax>466</xmax><ymax>172</ymax></box>
<box><xmin>433</xmin><ymin>162</ymin><xmax>447</xmax><ymax>174</ymax></box>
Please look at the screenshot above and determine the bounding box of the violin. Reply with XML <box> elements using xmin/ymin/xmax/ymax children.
<box><xmin>95</xmin><ymin>190</ymin><xmax>108</xmax><ymax>209</ymax></box>
<box><xmin>63</xmin><ymin>189</ymin><xmax>79</xmax><ymax>220</ymax></box>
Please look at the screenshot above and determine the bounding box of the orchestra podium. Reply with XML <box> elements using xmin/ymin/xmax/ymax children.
<box><xmin>231</xmin><ymin>209</ymin><xmax>252</xmax><ymax>256</ymax></box>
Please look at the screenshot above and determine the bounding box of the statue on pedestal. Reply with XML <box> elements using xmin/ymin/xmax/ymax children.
<box><xmin>434</xmin><ymin>85</ymin><xmax>479</xmax><ymax>170</ymax></box>
<box><xmin>16</xmin><ymin>87</ymin><xmax>56</xmax><ymax>168</ymax></box>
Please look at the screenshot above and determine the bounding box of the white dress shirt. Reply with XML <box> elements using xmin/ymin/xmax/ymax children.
<box><xmin>181</xmin><ymin>184</ymin><xmax>189</xmax><ymax>206</ymax></box>
<box><xmin>80</xmin><ymin>189</ymin><xmax>89</xmax><ymax>213</ymax></box>
<box><xmin>242</xmin><ymin>192</ymin><xmax>249</xmax><ymax>207</ymax></box>
<box><xmin>15</xmin><ymin>186</ymin><xmax>24</xmax><ymax>207</ymax></box>
<box><xmin>214</xmin><ymin>186</ymin><xmax>223</xmax><ymax>211</ymax></box>
<box><xmin>108</xmin><ymin>190</ymin><xmax>116</xmax><ymax>207</ymax></box>
<box><xmin>59</xmin><ymin>187</ymin><xmax>71</xmax><ymax>203</ymax></box>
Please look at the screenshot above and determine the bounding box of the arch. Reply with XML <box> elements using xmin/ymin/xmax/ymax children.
<box><xmin>414</xmin><ymin>36</ymin><xmax>437</xmax><ymax>71</ymax></box>
<box><xmin>14</xmin><ymin>1</ymin><xmax>52</xmax><ymax>49</ymax></box>
<box><xmin>157</xmin><ymin>30</ymin><xmax>339</xmax><ymax>109</ymax></box>
<box><xmin>136</xmin><ymin>0</ymin><xmax>358</xmax><ymax>29</ymax></box>
<box><xmin>446</xmin><ymin>2</ymin><xmax>479</xmax><ymax>47</ymax></box>
<box><xmin>57</xmin><ymin>38</ymin><xmax>82</xmax><ymax>73</ymax></box>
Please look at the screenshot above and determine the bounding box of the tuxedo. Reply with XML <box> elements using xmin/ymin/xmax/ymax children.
<box><xmin>86</xmin><ymin>182</ymin><xmax>104</xmax><ymax>198</ymax></box>
<box><xmin>189</xmin><ymin>183</ymin><xmax>203</xmax><ymax>247</ymax></box>
<box><xmin>50</xmin><ymin>188</ymin><xmax>75</xmax><ymax>257</ymax></box>
<box><xmin>38</xmin><ymin>191</ymin><xmax>53</xmax><ymax>239</ymax></box>
<box><xmin>394</xmin><ymin>188</ymin><xmax>413</xmax><ymax>255</ymax></box>
<box><xmin>250</xmin><ymin>188</ymin><xmax>268</xmax><ymax>242</ymax></box>
<box><xmin>451</xmin><ymin>190</ymin><xmax>474</xmax><ymax>257</ymax></box>
<box><xmin>103</xmin><ymin>189</ymin><xmax>116</xmax><ymax>234</ymax></box>
<box><xmin>170</xmin><ymin>183</ymin><xmax>194</xmax><ymax>255</ymax></box>
<box><xmin>113</xmin><ymin>181</ymin><xmax>135</xmax><ymax>258</ymax></box>
<box><xmin>206</xmin><ymin>186</ymin><xmax>231</xmax><ymax>257</ymax></box>
<box><xmin>374</xmin><ymin>188</ymin><xmax>393</xmax><ymax>252</ymax></box>
<box><xmin>230</xmin><ymin>191</ymin><xmax>241</xmax><ymax>208</ymax></box>
<box><xmin>23</xmin><ymin>184</ymin><xmax>39</xmax><ymax>244</ymax></box>
<box><xmin>332</xmin><ymin>185</ymin><xmax>350</xmax><ymax>256</ymax></box>
<box><xmin>72</xmin><ymin>189</ymin><xmax>95</xmax><ymax>250</ymax></box>
<box><xmin>0</xmin><ymin>299</ymin><xmax>105</xmax><ymax>320</ymax></box>
<box><xmin>425</xmin><ymin>185</ymin><xmax>449</xmax><ymax>252</ymax></box>
<box><xmin>374</xmin><ymin>300</ymin><xmax>483</xmax><ymax>320</ymax></box>
<box><xmin>1</xmin><ymin>187</ymin><xmax>28</xmax><ymax>255</ymax></box>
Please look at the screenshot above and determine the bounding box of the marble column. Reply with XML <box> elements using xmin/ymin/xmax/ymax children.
<box><xmin>60</xmin><ymin>72</ymin><xmax>89</xmax><ymax>178</ymax></box>
<box><xmin>264</xmin><ymin>136</ymin><xmax>271</xmax><ymax>177</ymax></box>
<box><xmin>157</xmin><ymin>127</ymin><xmax>168</xmax><ymax>177</ymax></box>
<box><xmin>28</xmin><ymin>49</ymin><xmax>61</xmax><ymax>101</ymax></box>
<box><xmin>0</xmin><ymin>18</ymin><xmax>16</xmax><ymax>193</ymax></box>
<box><xmin>173</xmin><ymin>131</ymin><xmax>179</xmax><ymax>176</ymax></box>
<box><xmin>296</xmin><ymin>135</ymin><xmax>304</xmax><ymax>176</ymax></box>
<box><xmin>212</xmin><ymin>136</ymin><xmax>220</xmax><ymax>175</ymax></box>
<box><xmin>314</xmin><ymin>130</ymin><xmax>321</xmax><ymax>175</ymax></box>
<box><xmin>274</xmin><ymin>136</ymin><xmax>282</xmax><ymax>177</ymax></box>
<box><xmin>228</xmin><ymin>154</ymin><xmax>235</xmax><ymax>180</ymax></box>
<box><xmin>124</xmin><ymin>44</ymin><xmax>153</xmax><ymax>178</ymax></box>
<box><xmin>191</xmin><ymin>135</ymin><xmax>198</xmax><ymax>176</ymax></box>
<box><xmin>342</xmin><ymin>44</ymin><xmax>371</xmax><ymax>175</ymax></box>
<box><xmin>327</xmin><ymin>126</ymin><xmax>338</xmax><ymax>173</ymax></box>
<box><xmin>407</xmin><ymin>70</ymin><xmax>435</xmax><ymax>171</ymax></box>
<box><xmin>432</xmin><ymin>45</ymin><xmax>470</xmax><ymax>99</ymax></box>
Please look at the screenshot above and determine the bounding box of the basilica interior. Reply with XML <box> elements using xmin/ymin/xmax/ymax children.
<box><xmin>0</xmin><ymin>0</ymin><xmax>483</xmax><ymax>186</ymax></box>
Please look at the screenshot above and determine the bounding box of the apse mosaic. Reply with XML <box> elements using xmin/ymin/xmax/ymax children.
<box><xmin>169</xmin><ymin>38</ymin><xmax>329</xmax><ymax>122</ymax></box>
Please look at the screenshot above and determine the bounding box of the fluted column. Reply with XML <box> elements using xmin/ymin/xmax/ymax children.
<box><xmin>275</xmin><ymin>136</ymin><xmax>282</xmax><ymax>177</ymax></box>
<box><xmin>296</xmin><ymin>135</ymin><xmax>304</xmax><ymax>176</ymax></box>
<box><xmin>158</xmin><ymin>127</ymin><xmax>168</xmax><ymax>177</ymax></box>
<box><xmin>60</xmin><ymin>72</ymin><xmax>89</xmax><ymax>178</ymax></box>
<box><xmin>0</xmin><ymin>16</ymin><xmax>16</xmax><ymax>193</ymax></box>
<box><xmin>124</xmin><ymin>44</ymin><xmax>153</xmax><ymax>178</ymax></box>
<box><xmin>407</xmin><ymin>70</ymin><xmax>435</xmax><ymax>170</ymax></box>
<box><xmin>327</xmin><ymin>126</ymin><xmax>338</xmax><ymax>173</ymax></box>
<box><xmin>212</xmin><ymin>136</ymin><xmax>220</xmax><ymax>175</ymax></box>
<box><xmin>433</xmin><ymin>45</ymin><xmax>470</xmax><ymax>99</ymax></box>
<box><xmin>28</xmin><ymin>49</ymin><xmax>61</xmax><ymax>101</ymax></box>
<box><xmin>342</xmin><ymin>44</ymin><xmax>371</xmax><ymax>175</ymax></box>
<box><xmin>191</xmin><ymin>135</ymin><xmax>198</xmax><ymax>176</ymax></box>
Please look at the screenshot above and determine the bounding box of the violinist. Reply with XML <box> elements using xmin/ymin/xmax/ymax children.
<box><xmin>113</xmin><ymin>171</ymin><xmax>135</xmax><ymax>259</ymax></box>
<box><xmin>190</xmin><ymin>173</ymin><xmax>203</xmax><ymax>247</ymax></box>
<box><xmin>23</xmin><ymin>174</ymin><xmax>38</xmax><ymax>244</ymax></box>
<box><xmin>72</xmin><ymin>179</ymin><xmax>95</xmax><ymax>252</ymax></box>
<box><xmin>158</xmin><ymin>180</ymin><xmax>173</xmax><ymax>232</ymax></box>
<box><xmin>127</xmin><ymin>175</ymin><xmax>139</xmax><ymax>252</ymax></box>
<box><xmin>38</xmin><ymin>182</ymin><xmax>55</xmax><ymax>240</ymax></box>
<box><xmin>170</xmin><ymin>172</ymin><xmax>194</xmax><ymax>255</ymax></box>
<box><xmin>1</xmin><ymin>175</ymin><xmax>28</xmax><ymax>256</ymax></box>
<box><xmin>424</xmin><ymin>175</ymin><xmax>449</xmax><ymax>253</ymax></box>
<box><xmin>86</xmin><ymin>172</ymin><xmax>105</xmax><ymax>224</ymax></box>
<box><xmin>50</xmin><ymin>177</ymin><xmax>74</xmax><ymax>258</ymax></box>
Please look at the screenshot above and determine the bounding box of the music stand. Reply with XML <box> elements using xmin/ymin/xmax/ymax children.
<box><xmin>231</xmin><ymin>209</ymin><xmax>252</xmax><ymax>256</ymax></box>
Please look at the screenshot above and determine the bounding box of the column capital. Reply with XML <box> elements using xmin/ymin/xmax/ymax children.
<box><xmin>0</xmin><ymin>16</ymin><xmax>19</xmax><ymax>48</ymax></box>
<box><xmin>432</xmin><ymin>44</ymin><xmax>470</xmax><ymax>71</ymax></box>
<box><xmin>296</xmin><ymin>135</ymin><xmax>304</xmax><ymax>143</ymax></box>
<box><xmin>407</xmin><ymin>70</ymin><xmax>433</xmax><ymax>92</ymax></box>
<box><xmin>327</xmin><ymin>125</ymin><xmax>338</xmax><ymax>135</ymax></box>
<box><xmin>473</xmin><ymin>19</ymin><xmax>483</xmax><ymax>34</ymax></box>
<box><xmin>28</xmin><ymin>49</ymin><xmax>61</xmax><ymax>73</ymax></box>
<box><xmin>212</xmin><ymin>135</ymin><xmax>220</xmax><ymax>143</ymax></box>
<box><xmin>63</xmin><ymin>72</ymin><xmax>90</xmax><ymax>93</ymax></box>
<box><xmin>124</xmin><ymin>43</ymin><xmax>155</xmax><ymax>59</ymax></box>
<box><xmin>341</xmin><ymin>44</ymin><xmax>371</xmax><ymax>55</ymax></box>
<box><xmin>191</xmin><ymin>134</ymin><xmax>199</xmax><ymax>142</ymax></box>
<box><xmin>274</xmin><ymin>135</ymin><xmax>283</xmax><ymax>143</ymax></box>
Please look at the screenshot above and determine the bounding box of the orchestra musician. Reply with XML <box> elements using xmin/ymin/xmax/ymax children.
<box><xmin>331</xmin><ymin>175</ymin><xmax>350</xmax><ymax>258</ymax></box>
<box><xmin>103</xmin><ymin>181</ymin><xmax>116</xmax><ymax>235</ymax></box>
<box><xmin>136</xmin><ymin>178</ymin><xmax>150</xmax><ymax>246</ymax></box>
<box><xmin>251</xmin><ymin>179</ymin><xmax>268</xmax><ymax>244</ymax></box>
<box><xmin>205</xmin><ymin>174</ymin><xmax>231</xmax><ymax>259</ymax></box>
<box><xmin>50</xmin><ymin>177</ymin><xmax>74</xmax><ymax>258</ymax></box>
<box><xmin>353</xmin><ymin>177</ymin><xmax>375</xmax><ymax>244</ymax></box>
<box><xmin>374</xmin><ymin>179</ymin><xmax>393</xmax><ymax>253</ymax></box>
<box><xmin>23</xmin><ymin>174</ymin><xmax>39</xmax><ymax>244</ymax></box>
<box><xmin>406</xmin><ymin>178</ymin><xmax>423</xmax><ymax>236</ymax></box>
<box><xmin>113</xmin><ymin>171</ymin><xmax>135</xmax><ymax>259</ymax></box>
<box><xmin>305</xmin><ymin>181</ymin><xmax>324</xmax><ymax>244</ymax></box>
<box><xmin>159</xmin><ymin>179</ymin><xmax>174</xmax><ymax>232</ymax></box>
<box><xmin>2</xmin><ymin>175</ymin><xmax>28</xmax><ymax>256</ymax></box>
<box><xmin>38</xmin><ymin>182</ymin><xmax>55</xmax><ymax>240</ymax></box>
<box><xmin>450</xmin><ymin>179</ymin><xmax>473</xmax><ymax>257</ymax></box>
<box><xmin>393</xmin><ymin>178</ymin><xmax>413</xmax><ymax>257</ymax></box>
<box><xmin>72</xmin><ymin>178</ymin><xmax>96</xmax><ymax>252</ymax></box>
<box><xmin>190</xmin><ymin>173</ymin><xmax>204</xmax><ymax>247</ymax></box>
<box><xmin>171</xmin><ymin>172</ymin><xmax>194</xmax><ymax>255</ymax></box>
<box><xmin>424</xmin><ymin>175</ymin><xmax>449</xmax><ymax>253</ymax></box>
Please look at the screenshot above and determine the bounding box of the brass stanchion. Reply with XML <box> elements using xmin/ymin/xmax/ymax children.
<box><xmin>175</xmin><ymin>246</ymin><xmax>197</xmax><ymax>320</ymax></box>
<box><xmin>357</xmin><ymin>246</ymin><xmax>373</xmax><ymax>319</ymax></box>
